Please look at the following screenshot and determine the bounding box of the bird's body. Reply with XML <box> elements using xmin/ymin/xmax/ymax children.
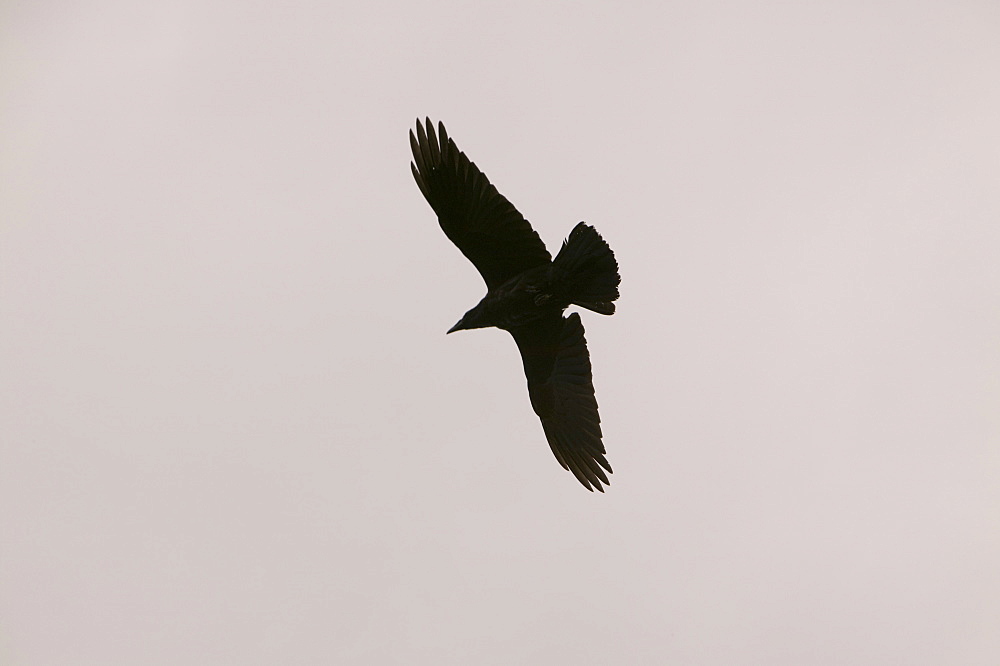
<box><xmin>409</xmin><ymin>119</ymin><xmax>620</xmax><ymax>492</ymax></box>
<box><xmin>448</xmin><ymin>264</ymin><xmax>557</xmax><ymax>332</ymax></box>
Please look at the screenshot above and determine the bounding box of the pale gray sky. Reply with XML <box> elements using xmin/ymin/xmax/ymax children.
<box><xmin>2</xmin><ymin>1</ymin><xmax>999</xmax><ymax>664</ymax></box>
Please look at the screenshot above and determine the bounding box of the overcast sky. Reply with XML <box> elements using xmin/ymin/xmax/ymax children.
<box><xmin>2</xmin><ymin>1</ymin><xmax>999</xmax><ymax>664</ymax></box>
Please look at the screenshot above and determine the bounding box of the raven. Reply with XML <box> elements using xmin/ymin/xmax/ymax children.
<box><xmin>409</xmin><ymin>119</ymin><xmax>620</xmax><ymax>492</ymax></box>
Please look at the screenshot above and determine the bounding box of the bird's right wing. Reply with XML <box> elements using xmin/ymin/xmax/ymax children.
<box><xmin>511</xmin><ymin>313</ymin><xmax>612</xmax><ymax>492</ymax></box>
<box><xmin>410</xmin><ymin>118</ymin><xmax>552</xmax><ymax>290</ymax></box>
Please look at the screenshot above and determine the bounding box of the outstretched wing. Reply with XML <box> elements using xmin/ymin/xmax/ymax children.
<box><xmin>510</xmin><ymin>312</ymin><xmax>612</xmax><ymax>492</ymax></box>
<box><xmin>410</xmin><ymin>118</ymin><xmax>552</xmax><ymax>290</ymax></box>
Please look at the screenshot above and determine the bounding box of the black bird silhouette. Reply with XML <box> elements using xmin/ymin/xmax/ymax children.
<box><xmin>409</xmin><ymin>119</ymin><xmax>620</xmax><ymax>491</ymax></box>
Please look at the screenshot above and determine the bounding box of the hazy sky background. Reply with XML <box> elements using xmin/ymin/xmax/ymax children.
<box><xmin>2</xmin><ymin>1</ymin><xmax>998</xmax><ymax>663</ymax></box>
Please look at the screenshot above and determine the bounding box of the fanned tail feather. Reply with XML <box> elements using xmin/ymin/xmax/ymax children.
<box><xmin>551</xmin><ymin>223</ymin><xmax>621</xmax><ymax>315</ymax></box>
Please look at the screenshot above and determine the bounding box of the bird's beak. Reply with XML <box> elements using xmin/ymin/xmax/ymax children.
<box><xmin>446</xmin><ymin>319</ymin><xmax>465</xmax><ymax>334</ymax></box>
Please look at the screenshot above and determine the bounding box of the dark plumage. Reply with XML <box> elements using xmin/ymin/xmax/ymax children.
<box><xmin>409</xmin><ymin>118</ymin><xmax>620</xmax><ymax>492</ymax></box>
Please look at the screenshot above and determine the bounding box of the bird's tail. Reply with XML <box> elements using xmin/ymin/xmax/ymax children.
<box><xmin>551</xmin><ymin>223</ymin><xmax>621</xmax><ymax>315</ymax></box>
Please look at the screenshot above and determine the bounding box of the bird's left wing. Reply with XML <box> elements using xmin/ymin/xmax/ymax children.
<box><xmin>510</xmin><ymin>313</ymin><xmax>613</xmax><ymax>491</ymax></box>
<box><xmin>410</xmin><ymin>118</ymin><xmax>552</xmax><ymax>290</ymax></box>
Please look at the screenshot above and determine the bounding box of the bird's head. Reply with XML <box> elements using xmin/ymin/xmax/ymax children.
<box><xmin>447</xmin><ymin>301</ymin><xmax>492</xmax><ymax>334</ymax></box>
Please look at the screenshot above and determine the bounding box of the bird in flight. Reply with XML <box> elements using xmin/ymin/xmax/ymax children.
<box><xmin>409</xmin><ymin>119</ymin><xmax>621</xmax><ymax>492</ymax></box>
